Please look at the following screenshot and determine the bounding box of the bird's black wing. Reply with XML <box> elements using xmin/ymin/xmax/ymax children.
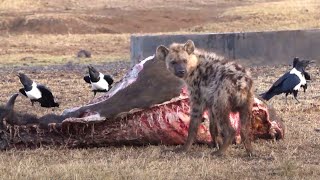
<box><xmin>19</xmin><ymin>88</ymin><xmax>27</xmax><ymax>97</ymax></box>
<box><xmin>271</xmin><ymin>72</ymin><xmax>290</xmax><ymax>87</ymax></box>
<box><xmin>37</xmin><ymin>85</ymin><xmax>54</xmax><ymax>99</ymax></box>
<box><xmin>37</xmin><ymin>85</ymin><xmax>59</xmax><ymax>107</ymax></box>
<box><xmin>278</xmin><ymin>74</ymin><xmax>300</xmax><ymax>92</ymax></box>
<box><xmin>262</xmin><ymin>72</ymin><xmax>290</xmax><ymax>97</ymax></box>
<box><xmin>261</xmin><ymin>73</ymin><xmax>300</xmax><ymax>100</ymax></box>
<box><xmin>83</xmin><ymin>76</ymin><xmax>91</xmax><ymax>84</ymax></box>
<box><xmin>304</xmin><ymin>71</ymin><xmax>311</xmax><ymax>80</ymax></box>
<box><xmin>104</xmin><ymin>75</ymin><xmax>114</xmax><ymax>85</ymax></box>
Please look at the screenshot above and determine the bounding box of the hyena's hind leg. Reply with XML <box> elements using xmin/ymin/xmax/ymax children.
<box><xmin>238</xmin><ymin>100</ymin><xmax>254</xmax><ymax>157</ymax></box>
<box><xmin>208</xmin><ymin>108</ymin><xmax>223</xmax><ymax>149</ymax></box>
<box><xmin>174</xmin><ymin>100</ymin><xmax>205</xmax><ymax>152</ymax></box>
<box><xmin>211</xmin><ymin>106</ymin><xmax>236</xmax><ymax>156</ymax></box>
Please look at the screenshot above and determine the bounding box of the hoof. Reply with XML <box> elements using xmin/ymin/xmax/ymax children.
<box><xmin>215</xmin><ymin>136</ymin><xmax>224</xmax><ymax>149</ymax></box>
<box><xmin>246</xmin><ymin>151</ymin><xmax>254</xmax><ymax>158</ymax></box>
<box><xmin>208</xmin><ymin>142</ymin><xmax>218</xmax><ymax>149</ymax></box>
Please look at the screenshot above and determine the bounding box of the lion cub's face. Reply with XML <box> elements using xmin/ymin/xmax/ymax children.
<box><xmin>156</xmin><ymin>40</ymin><xmax>197</xmax><ymax>79</ymax></box>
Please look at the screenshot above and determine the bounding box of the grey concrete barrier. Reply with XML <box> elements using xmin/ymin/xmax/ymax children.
<box><xmin>130</xmin><ymin>29</ymin><xmax>320</xmax><ymax>66</ymax></box>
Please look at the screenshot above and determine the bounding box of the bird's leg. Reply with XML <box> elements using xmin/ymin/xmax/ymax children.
<box><xmin>285</xmin><ymin>93</ymin><xmax>289</xmax><ymax>105</ymax></box>
<box><xmin>302</xmin><ymin>84</ymin><xmax>307</xmax><ymax>93</ymax></box>
<box><xmin>93</xmin><ymin>91</ymin><xmax>97</xmax><ymax>97</ymax></box>
<box><xmin>293</xmin><ymin>91</ymin><xmax>300</xmax><ymax>103</ymax></box>
<box><xmin>31</xmin><ymin>100</ymin><xmax>35</xmax><ymax>106</ymax></box>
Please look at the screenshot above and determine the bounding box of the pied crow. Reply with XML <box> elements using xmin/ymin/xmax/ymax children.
<box><xmin>260</xmin><ymin>57</ymin><xmax>313</xmax><ymax>103</ymax></box>
<box><xmin>18</xmin><ymin>73</ymin><xmax>59</xmax><ymax>108</ymax></box>
<box><xmin>83</xmin><ymin>65</ymin><xmax>114</xmax><ymax>96</ymax></box>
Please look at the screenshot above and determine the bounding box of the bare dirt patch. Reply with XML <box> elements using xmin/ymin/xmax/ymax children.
<box><xmin>0</xmin><ymin>0</ymin><xmax>243</xmax><ymax>35</ymax></box>
<box><xmin>1</xmin><ymin>0</ymin><xmax>318</xmax><ymax>35</ymax></box>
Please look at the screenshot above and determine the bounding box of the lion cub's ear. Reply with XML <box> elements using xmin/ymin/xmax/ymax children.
<box><xmin>184</xmin><ymin>40</ymin><xmax>195</xmax><ymax>55</ymax></box>
<box><xmin>156</xmin><ymin>45</ymin><xmax>169</xmax><ymax>61</ymax></box>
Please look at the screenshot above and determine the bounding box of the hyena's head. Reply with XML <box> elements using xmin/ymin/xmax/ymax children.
<box><xmin>156</xmin><ymin>40</ymin><xmax>198</xmax><ymax>79</ymax></box>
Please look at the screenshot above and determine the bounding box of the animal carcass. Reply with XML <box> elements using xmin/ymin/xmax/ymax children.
<box><xmin>0</xmin><ymin>55</ymin><xmax>284</xmax><ymax>150</ymax></box>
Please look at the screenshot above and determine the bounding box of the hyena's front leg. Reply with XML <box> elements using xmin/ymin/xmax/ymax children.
<box><xmin>174</xmin><ymin>96</ymin><xmax>204</xmax><ymax>153</ymax></box>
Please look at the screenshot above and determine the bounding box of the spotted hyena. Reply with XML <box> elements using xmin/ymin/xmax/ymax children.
<box><xmin>156</xmin><ymin>40</ymin><xmax>254</xmax><ymax>156</ymax></box>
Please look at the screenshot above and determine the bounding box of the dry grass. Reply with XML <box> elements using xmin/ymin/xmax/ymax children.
<box><xmin>0</xmin><ymin>62</ymin><xmax>319</xmax><ymax>180</ymax></box>
<box><xmin>0</xmin><ymin>0</ymin><xmax>44</xmax><ymax>12</ymax></box>
<box><xmin>0</xmin><ymin>143</ymin><xmax>318</xmax><ymax>180</ymax></box>
<box><xmin>0</xmin><ymin>0</ymin><xmax>320</xmax><ymax>179</ymax></box>
<box><xmin>0</xmin><ymin>0</ymin><xmax>254</xmax><ymax>12</ymax></box>
<box><xmin>0</xmin><ymin>62</ymin><xmax>130</xmax><ymax>117</ymax></box>
<box><xmin>1</xmin><ymin>0</ymin><xmax>320</xmax><ymax>65</ymax></box>
<box><xmin>0</xmin><ymin>34</ymin><xmax>130</xmax><ymax>66</ymax></box>
<box><xmin>187</xmin><ymin>0</ymin><xmax>320</xmax><ymax>32</ymax></box>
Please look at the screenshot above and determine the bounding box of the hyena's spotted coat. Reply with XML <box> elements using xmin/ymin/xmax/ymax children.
<box><xmin>156</xmin><ymin>40</ymin><xmax>254</xmax><ymax>156</ymax></box>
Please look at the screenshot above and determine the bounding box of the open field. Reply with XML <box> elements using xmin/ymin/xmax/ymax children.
<box><xmin>0</xmin><ymin>0</ymin><xmax>320</xmax><ymax>179</ymax></box>
<box><xmin>0</xmin><ymin>0</ymin><xmax>320</xmax><ymax>65</ymax></box>
<box><xmin>0</xmin><ymin>64</ymin><xmax>319</xmax><ymax>179</ymax></box>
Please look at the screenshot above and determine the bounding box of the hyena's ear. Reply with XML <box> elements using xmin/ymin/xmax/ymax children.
<box><xmin>156</xmin><ymin>45</ymin><xmax>169</xmax><ymax>61</ymax></box>
<box><xmin>184</xmin><ymin>40</ymin><xmax>195</xmax><ymax>55</ymax></box>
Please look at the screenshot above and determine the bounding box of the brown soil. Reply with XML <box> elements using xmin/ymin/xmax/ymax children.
<box><xmin>0</xmin><ymin>1</ymin><xmax>242</xmax><ymax>34</ymax></box>
<box><xmin>1</xmin><ymin>0</ymin><xmax>319</xmax><ymax>66</ymax></box>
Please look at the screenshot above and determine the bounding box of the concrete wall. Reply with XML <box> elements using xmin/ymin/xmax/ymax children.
<box><xmin>130</xmin><ymin>29</ymin><xmax>320</xmax><ymax>66</ymax></box>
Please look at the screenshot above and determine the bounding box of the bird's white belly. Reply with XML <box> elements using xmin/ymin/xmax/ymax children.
<box><xmin>26</xmin><ymin>87</ymin><xmax>42</xmax><ymax>99</ymax></box>
<box><xmin>91</xmin><ymin>79</ymin><xmax>109</xmax><ymax>90</ymax></box>
<box><xmin>293</xmin><ymin>83</ymin><xmax>302</xmax><ymax>90</ymax></box>
<box><xmin>293</xmin><ymin>80</ymin><xmax>306</xmax><ymax>90</ymax></box>
<box><xmin>290</xmin><ymin>68</ymin><xmax>306</xmax><ymax>90</ymax></box>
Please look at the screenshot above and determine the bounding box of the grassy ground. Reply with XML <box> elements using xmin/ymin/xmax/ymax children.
<box><xmin>1</xmin><ymin>0</ymin><xmax>320</xmax><ymax>66</ymax></box>
<box><xmin>0</xmin><ymin>34</ymin><xmax>130</xmax><ymax>66</ymax></box>
<box><xmin>0</xmin><ymin>64</ymin><xmax>319</xmax><ymax>179</ymax></box>
<box><xmin>0</xmin><ymin>0</ymin><xmax>320</xmax><ymax>179</ymax></box>
<box><xmin>187</xmin><ymin>0</ymin><xmax>320</xmax><ymax>32</ymax></box>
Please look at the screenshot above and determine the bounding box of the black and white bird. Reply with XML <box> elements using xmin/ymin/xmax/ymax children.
<box><xmin>83</xmin><ymin>65</ymin><xmax>114</xmax><ymax>96</ymax></box>
<box><xmin>18</xmin><ymin>73</ymin><xmax>59</xmax><ymax>108</ymax></box>
<box><xmin>260</xmin><ymin>57</ymin><xmax>313</xmax><ymax>103</ymax></box>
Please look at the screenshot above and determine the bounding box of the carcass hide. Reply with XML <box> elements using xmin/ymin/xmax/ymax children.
<box><xmin>0</xmin><ymin>56</ymin><xmax>285</xmax><ymax>150</ymax></box>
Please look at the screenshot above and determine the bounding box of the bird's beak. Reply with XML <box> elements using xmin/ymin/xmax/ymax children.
<box><xmin>88</xmin><ymin>65</ymin><xmax>94</xmax><ymax>71</ymax></box>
